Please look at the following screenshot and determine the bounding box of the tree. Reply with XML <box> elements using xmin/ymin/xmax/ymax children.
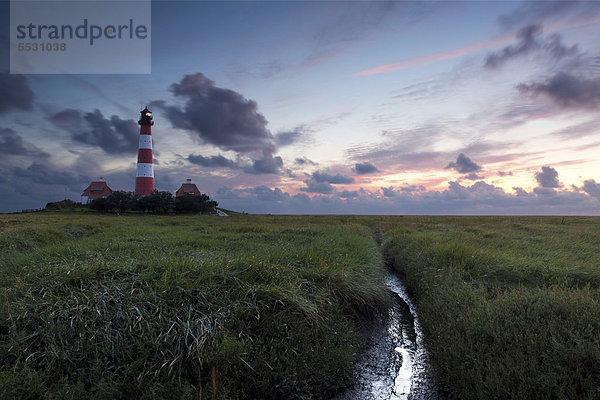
<box><xmin>174</xmin><ymin>194</ymin><xmax>218</xmax><ymax>214</ymax></box>
<box><xmin>107</xmin><ymin>191</ymin><xmax>136</xmax><ymax>212</ymax></box>
<box><xmin>137</xmin><ymin>190</ymin><xmax>174</xmax><ymax>214</ymax></box>
<box><xmin>45</xmin><ymin>199</ymin><xmax>83</xmax><ymax>210</ymax></box>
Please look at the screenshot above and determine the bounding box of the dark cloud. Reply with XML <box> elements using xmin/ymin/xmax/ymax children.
<box><xmin>463</xmin><ymin>173</ymin><xmax>485</xmax><ymax>180</ymax></box>
<box><xmin>12</xmin><ymin>162</ymin><xmax>90</xmax><ymax>188</ymax></box>
<box><xmin>249</xmin><ymin>185</ymin><xmax>288</xmax><ymax>202</ymax></box>
<box><xmin>244</xmin><ymin>155</ymin><xmax>283</xmax><ymax>175</ymax></box>
<box><xmin>381</xmin><ymin>184</ymin><xmax>426</xmax><ymax>197</ymax></box>
<box><xmin>295</xmin><ymin>157</ymin><xmax>316</xmax><ymax>166</ymax></box>
<box><xmin>0</xmin><ymin>74</ymin><xmax>34</xmax><ymax>114</ymax></box>
<box><xmin>485</xmin><ymin>25</ymin><xmax>542</xmax><ymax>69</ymax></box>
<box><xmin>513</xmin><ymin>187</ymin><xmax>530</xmax><ymax>196</ymax></box>
<box><xmin>535</xmin><ymin>166</ymin><xmax>560</xmax><ymax>188</ymax></box>
<box><xmin>0</xmin><ymin>128</ymin><xmax>48</xmax><ymax>157</ymax></box>
<box><xmin>338</xmin><ymin>190</ymin><xmax>359</xmax><ymax>199</ymax></box>
<box><xmin>300</xmin><ymin>179</ymin><xmax>334</xmax><ymax>194</ymax></box>
<box><xmin>188</xmin><ymin>154</ymin><xmax>239</xmax><ymax>169</ymax></box>
<box><xmin>485</xmin><ymin>25</ymin><xmax>578</xmax><ymax>69</ymax></box>
<box><xmin>498</xmin><ymin>171</ymin><xmax>513</xmax><ymax>176</ymax></box>
<box><xmin>582</xmin><ymin>179</ymin><xmax>600</xmax><ymax>198</ymax></box>
<box><xmin>215</xmin><ymin>185</ymin><xmax>289</xmax><ymax>202</ymax></box>
<box><xmin>155</xmin><ymin>73</ymin><xmax>276</xmax><ymax>155</ymax></box>
<box><xmin>543</xmin><ymin>34</ymin><xmax>579</xmax><ymax>62</ymax></box>
<box><xmin>215</xmin><ymin>186</ymin><xmax>237</xmax><ymax>199</ymax></box>
<box><xmin>50</xmin><ymin>109</ymin><xmax>139</xmax><ymax>154</ymax></box>
<box><xmin>445</xmin><ymin>153</ymin><xmax>482</xmax><ymax>174</ymax></box>
<box><xmin>292</xmin><ymin>193</ymin><xmax>310</xmax><ymax>203</ymax></box>
<box><xmin>518</xmin><ymin>72</ymin><xmax>600</xmax><ymax>110</ymax></box>
<box><xmin>402</xmin><ymin>185</ymin><xmax>426</xmax><ymax>193</ymax></box>
<box><xmin>381</xmin><ymin>186</ymin><xmax>396</xmax><ymax>197</ymax></box>
<box><xmin>497</xmin><ymin>2</ymin><xmax>600</xmax><ymax>31</ymax></box>
<box><xmin>533</xmin><ymin>186</ymin><xmax>558</xmax><ymax>196</ymax></box>
<box><xmin>354</xmin><ymin>162</ymin><xmax>379</xmax><ymax>175</ymax></box>
<box><xmin>275</xmin><ymin>126</ymin><xmax>308</xmax><ymax>147</ymax></box>
<box><xmin>312</xmin><ymin>171</ymin><xmax>354</xmax><ymax>184</ymax></box>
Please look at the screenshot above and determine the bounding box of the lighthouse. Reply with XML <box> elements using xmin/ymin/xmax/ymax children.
<box><xmin>135</xmin><ymin>107</ymin><xmax>155</xmax><ymax>195</ymax></box>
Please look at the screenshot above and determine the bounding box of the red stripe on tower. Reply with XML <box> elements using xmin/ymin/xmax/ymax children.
<box><xmin>135</xmin><ymin>107</ymin><xmax>155</xmax><ymax>196</ymax></box>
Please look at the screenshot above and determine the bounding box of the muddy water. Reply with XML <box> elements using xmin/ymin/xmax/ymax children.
<box><xmin>333</xmin><ymin>273</ymin><xmax>442</xmax><ymax>400</ymax></box>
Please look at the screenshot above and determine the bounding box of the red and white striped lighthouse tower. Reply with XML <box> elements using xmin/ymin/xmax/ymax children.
<box><xmin>135</xmin><ymin>107</ymin><xmax>155</xmax><ymax>195</ymax></box>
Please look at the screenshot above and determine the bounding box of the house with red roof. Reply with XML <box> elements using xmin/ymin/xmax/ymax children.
<box><xmin>81</xmin><ymin>179</ymin><xmax>113</xmax><ymax>203</ymax></box>
<box><xmin>175</xmin><ymin>179</ymin><xmax>201</xmax><ymax>197</ymax></box>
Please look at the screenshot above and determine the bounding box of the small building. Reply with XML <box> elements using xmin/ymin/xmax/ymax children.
<box><xmin>81</xmin><ymin>178</ymin><xmax>112</xmax><ymax>203</ymax></box>
<box><xmin>175</xmin><ymin>179</ymin><xmax>201</xmax><ymax>197</ymax></box>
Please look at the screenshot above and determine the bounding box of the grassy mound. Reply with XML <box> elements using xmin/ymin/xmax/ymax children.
<box><xmin>0</xmin><ymin>214</ymin><xmax>388</xmax><ymax>399</ymax></box>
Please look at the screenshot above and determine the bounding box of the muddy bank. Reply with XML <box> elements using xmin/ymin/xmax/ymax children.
<box><xmin>333</xmin><ymin>273</ymin><xmax>443</xmax><ymax>400</ymax></box>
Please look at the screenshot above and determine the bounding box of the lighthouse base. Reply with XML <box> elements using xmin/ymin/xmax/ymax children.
<box><xmin>135</xmin><ymin>177</ymin><xmax>155</xmax><ymax>196</ymax></box>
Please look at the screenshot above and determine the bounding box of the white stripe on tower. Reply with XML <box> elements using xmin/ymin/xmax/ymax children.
<box><xmin>136</xmin><ymin>163</ymin><xmax>154</xmax><ymax>177</ymax></box>
<box><xmin>138</xmin><ymin>135</ymin><xmax>152</xmax><ymax>149</ymax></box>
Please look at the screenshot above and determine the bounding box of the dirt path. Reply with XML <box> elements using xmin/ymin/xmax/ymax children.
<box><xmin>333</xmin><ymin>273</ymin><xmax>443</xmax><ymax>400</ymax></box>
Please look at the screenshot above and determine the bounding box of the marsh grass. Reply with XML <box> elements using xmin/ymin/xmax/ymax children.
<box><xmin>382</xmin><ymin>216</ymin><xmax>600</xmax><ymax>399</ymax></box>
<box><xmin>0</xmin><ymin>213</ymin><xmax>389</xmax><ymax>399</ymax></box>
<box><xmin>3</xmin><ymin>213</ymin><xmax>600</xmax><ymax>399</ymax></box>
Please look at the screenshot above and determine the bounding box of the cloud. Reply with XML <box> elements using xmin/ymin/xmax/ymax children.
<box><xmin>312</xmin><ymin>171</ymin><xmax>354</xmax><ymax>184</ymax></box>
<box><xmin>0</xmin><ymin>74</ymin><xmax>34</xmax><ymax>114</ymax></box>
<box><xmin>535</xmin><ymin>166</ymin><xmax>560</xmax><ymax>188</ymax></box>
<box><xmin>275</xmin><ymin>126</ymin><xmax>309</xmax><ymax>147</ymax></box>
<box><xmin>338</xmin><ymin>190</ymin><xmax>359</xmax><ymax>199</ymax></box>
<box><xmin>300</xmin><ymin>179</ymin><xmax>334</xmax><ymax>194</ymax></box>
<box><xmin>381</xmin><ymin>184</ymin><xmax>426</xmax><ymax>197</ymax></box>
<box><xmin>518</xmin><ymin>72</ymin><xmax>600</xmax><ymax>110</ymax></box>
<box><xmin>215</xmin><ymin>185</ymin><xmax>289</xmax><ymax>202</ymax></box>
<box><xmin>244</xmin><ymin>155</ymin><xmax>284</xmax><ymax>175</ymax></box>
<box><xmin>381</xmin><ymin>186</ymin><xmax>397</xmax><ymax>197</ymax></box>
<box><xmin>188</xmin><ymin>154</ymin><xmax>239</xmax><ymax>169</ymax></box>
<box><xmin>248</xmin><ymin>185</ymin><xmax>288</xmax><ymax>202</ymax></box>
<box><xmin>0</xmin><ymin>128</ymin><xmax>48</xmax><ymax>157</ymax></box>
<box><xmin>354</xmin><ymin>162</ymin><xmax>379</xmax><ymax>175</ymax></box>
<box><xmin>498</xmin><ymin>171</ymin><xmax>513</xmax><ymax>176</ymax></box>
<box><xmin>497</xmin><ymin>2</ymin><xmax>600</xmax><ymax>31</ymax></box>
<box><xmin>213</xmin><ymin>180</ymin><xmax>600</xmax><ymax>216</ymax></box>
<box><xmin>582</xmin><ymin>179</ymin><xmax>600</xmax><ymax>198</ymax></box>
<box><xmin>445</xmin><ymin>153</ymin><xmax>482</xmax><ymax>174</ymax></box>
<box><xmin>155</xmin><ymin>73</ymin><xmax>276</xmax><ymax>155</ymax></box>
<box><xmin>484</xmin><ymin>25</ymin><xmax>542</xmax><ymax>69</ymax></box>
<box><xmin>345</xmin><ymin>125</ymin><xmax>452</xmax><ymax>171</ymax></box>
<box><xmin>484</xmin><ymin>24</ymin><xmax>579</xmax><ymax>69</ymax></box>
<box><xmin>463</xmin><ymin>173</ymin><xmax>485</xmax><ymax>180</ymax></box>
<box><xmin>49</xmin><ymin>109</ymin><xmax>139</xmax><ymax>154</ymax></box>
<box><xmin>12</xmin><ymin>162</ymin><xmax>90</xmax><ymax>188</ymax></box>
<box><xmin>295</xmin><ymin>157</ymin><xmax>316</xmax><ymax>166</ymax></box>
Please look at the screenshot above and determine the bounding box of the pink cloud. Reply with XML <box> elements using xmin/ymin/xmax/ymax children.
<box><xmin>354</xmin><ymin>36</ymin><xmax>511</xmax><ymax>76</ymax></box>
<box><xmin>355</xmin><ymin>16</ymin><xmax>600</xmax><ymax>77</ymax></box>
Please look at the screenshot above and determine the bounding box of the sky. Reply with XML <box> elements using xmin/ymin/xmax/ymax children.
<box><xmin>1</xmin><ymin>0</ymin><xmax>600</xmax><ymax>214</ymax></box>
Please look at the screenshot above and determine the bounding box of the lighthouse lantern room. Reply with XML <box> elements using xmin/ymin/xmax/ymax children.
<box><xmin>135</xmin><ymin>107</ymin><xmax>155</xmax><ymax>196</ymax></box>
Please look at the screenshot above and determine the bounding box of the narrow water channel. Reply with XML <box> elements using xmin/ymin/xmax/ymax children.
<box><xmin>333</xmin><ymin>273</ymin><xmax>442</xmax><ymax>400</ymax></box>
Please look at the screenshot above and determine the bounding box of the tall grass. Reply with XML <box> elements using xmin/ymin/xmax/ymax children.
<box><xmin>382</xmin><ymin>217</ymin><xmax>600</xmax><ymax>399</ymax></box>
<box><xmin>0</xmin><ymin>214</ymin><xmax>389</xmax><ymax>399</ymax></box>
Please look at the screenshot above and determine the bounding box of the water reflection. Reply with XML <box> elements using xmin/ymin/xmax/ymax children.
<box><xmin>333</xmin><ymin>274</ymin><xmax>442</xmax><ymax>400</ymax></box>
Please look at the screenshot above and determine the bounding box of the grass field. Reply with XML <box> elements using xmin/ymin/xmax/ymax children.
<box><xmin>0</xmin><ymin>213</ymin><xmax>389</xmax><ymax>399</ymax></box>
<box><xmin>383</xmin><ymin>216</ymin><xmax>600</xmax><ymax>399</ymax></box>
<box><xmin>1</xmin><ymin>213</ymin><xmax>599</xmax><ymax>399</ymax></box>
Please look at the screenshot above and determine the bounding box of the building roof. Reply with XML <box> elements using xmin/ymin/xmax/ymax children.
<box><xmin>82</xmin><ymin>181</ymin><xmax>112</xmax><ymax>199</ymax></box>
<box><xmin>176</xmin><ymin>183</ymin><xmax>201</xmax><ymax>197</ymax></box>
